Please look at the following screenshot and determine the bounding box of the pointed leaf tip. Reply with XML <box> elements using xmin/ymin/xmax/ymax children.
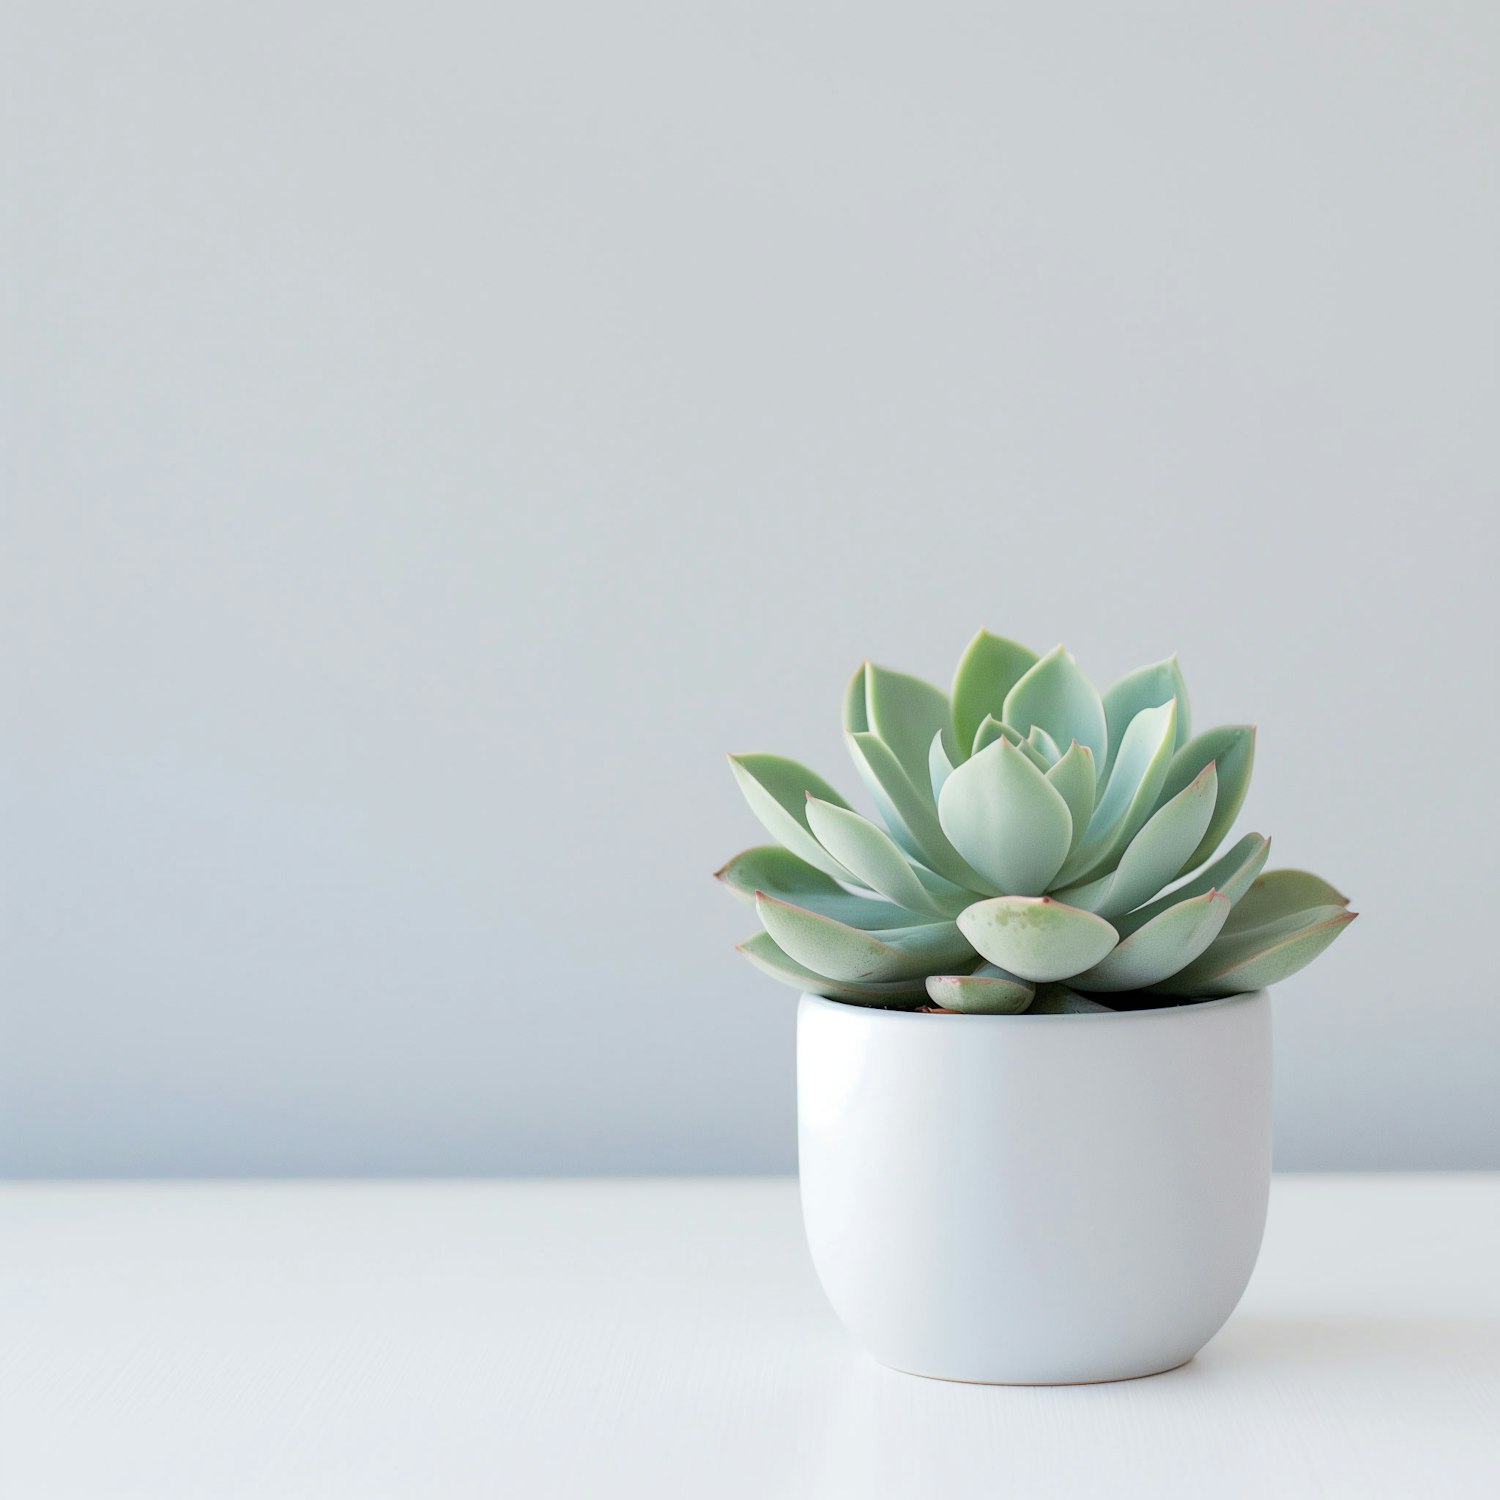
<box><xmin>1155</xmin><ymin>901</ymin><xmax>1355</xmax><ymax>996</ymax></box>
<box><xmin>728</xmin><ymin>752</ymin><xmax>854</xmax><ymax>881</ymax></box>
<box><xmin>755</xmin><ymin>890</ymin><xmax>972</xmax><ymax>983</ymax></box>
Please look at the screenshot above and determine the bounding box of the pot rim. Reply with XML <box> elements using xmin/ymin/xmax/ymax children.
<box><xmin>799</xmin><ymin>989</ymin><xmax>1267</xmax><ymax>1025</ymax></box>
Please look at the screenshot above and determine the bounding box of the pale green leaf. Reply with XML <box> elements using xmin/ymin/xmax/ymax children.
<box><xmin>956</xmin><ymin>895</ymin><xmax>1119</xmax><ymax>981</ymax></box>
<box><xmin>937</xmin><ymin>738</ymin><xmax>1074</xmax><ymax>896</ymax></box>
<box><xmin>925</xmin><ymin>963</ymin><xmax>1035</xmax><ymax>1014</ymax></box>
<box><xmin>737</xmin><ymin>932</ymin><xmax>926</xmax><ymax>1007</ymax></box>
<box><xmin>1154</xmin><ymin>905</ymin><xmax>1357</xmax><ymax>997</ymax></box>
<box><xmin>1224</xmin><ymin>869</ymin><xmax>1349</xmax><ymax>935</ymax></box>
<box><xmin>842</xmin><ymin>662</ymin><xmax>871</xmax><ymax>734</ymax></box>
<box><xmin>715</xmin><ymin>845</ymin><xmax>925</xmax><ymax>928</ymax></box>
<box><xmin>846</xmin><ymin>731</ymin><xmax>993</xmax><ymax>891</ymax></box>
<box><xmin>863</xmin><ymin>662</ymin><xmax>956</xmax><ymax>793</ymax></box>
<box><xmin>951</xmin><ymin>631</ymin><xmax>1038</xmax><ymax>758</ymax></box>
<box><xmin>928</xmin><ymin>730</ymin><xmax>956</xmax><ymax>802</ymax></box>
<box><xmin>1055</xmin><ymin>699</ymin><xmax>1179</xmax><ymax>885</ymax></box>
<box><xmin>805</xmin><ymin>797</ymin><xmax>950</xmax><ymax>917</ymax></box>
<box><xmin>1028</xmin><ymin>725</ymin><xmax>1063</xmax><ymax>765</ymax></box>
<box><xmin>756</xmin><ymin>893</ymin><xmax>973</xmax><ymax>983</ymax></box>
<box><xmin>971</xmin><ymin>715</ymin><xmax>1014</xmax><ymax>756</ymax></box>
<box><xmin>969</xmin><ymin>717</ymin><xmax>1049</xmax><ymax>768</ymax></box>
<box><xmin>1071</xmin><ymin>890</ymin><xmax>1231</xmax><ymax>992</ymax></box>
<box><xmin>1114</xmin><ymin>832</ymin><xmax>1271</xmax><ymax>937</ymax></box>
<box><xmin>728</xmin><ymin>754</ymin><xmax>853</xmax><ymax>881</ymax></box>
<box><xmin>1015</xmin><ymin>735</ymin><xmax>1051</xmax><ymax>771</ymax></box>
<box><xmin>1045</xmin><ymin>742</ymin><xmax>1097</xmax><ymax>858</ymax></box>
<box><xmin>1054</xmin><ymin>763</ymin><xmax>1218</xmax><ymax>918</ymax></box>
<box><xmin>1155</xmin><ymin>726</ymin><xmax>1256</xmax><ymax>875</ymax></box>
<box><xmin>1002</xmin><ymin>646</ymin><xmax>1109</xmax><ymax>772</ymax></box>
<box><xmin>1101</xmin><ymin>656</ymin><xmax>1191</xmax><ymax>776</ymax></box>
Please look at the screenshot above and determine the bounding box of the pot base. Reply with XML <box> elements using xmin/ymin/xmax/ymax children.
<box><xmin>883</xmin><ymin>1356</ymin><xmax>1193</xmax><ymax>1387</ymax></box>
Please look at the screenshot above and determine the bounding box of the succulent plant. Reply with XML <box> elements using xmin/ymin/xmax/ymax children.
<box><xmin>719</xmin><ymin>633</ymin><xmax>1355</xmax><ymax>1013</ymax></box>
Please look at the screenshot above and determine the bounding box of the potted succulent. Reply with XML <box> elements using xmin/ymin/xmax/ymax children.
<box><xmin>718</xmin><ymin>632</ymin><xmax>1355</xmax><ymax>1385</ymax></box>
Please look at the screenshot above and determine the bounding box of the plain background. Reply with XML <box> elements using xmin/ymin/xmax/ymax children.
<box><xmin>3</xmin><ymin>2</ymin><xmax>1496</xmax><ymax>1176</ymax></box>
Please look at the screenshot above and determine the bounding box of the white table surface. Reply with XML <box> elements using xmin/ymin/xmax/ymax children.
<box><xmin>2</xmin><ymin>1175</ymin><xmax>1497</xmax><ymax>1499</ymax></box>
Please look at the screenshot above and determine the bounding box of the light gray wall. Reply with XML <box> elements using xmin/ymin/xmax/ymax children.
<box><xmin>4</xmin><ymin>3</ymin><xmax>1497</xmax><ymax>1175</ymax></box>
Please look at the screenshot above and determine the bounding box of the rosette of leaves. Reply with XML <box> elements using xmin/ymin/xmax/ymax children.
<box><xmin>718</xmin><ymin>633</ymin><xmax>1355</xmax><ymax>1014</ymax></box>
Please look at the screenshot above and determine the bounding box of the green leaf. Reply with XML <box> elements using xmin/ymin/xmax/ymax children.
<box><xmin>846</xmin><ymin>730</ymin><xmax>924</xmax><ymax>860</ymax></box>
<box><xmin>1154</xmin><ymin>905</ymin><xmax>1357</xmax><ymax>997</ymax></box>
<box><xmin>1014</xmin><ymin>736</ymin><xmax>1051</xmax><ymax>772</ymax></box>
<box><xmin>1114</xmin><ymin>832</ymin><xmax>1271</xmax><ymax>937</ymax></box>
<box><xmin>1002</xmin><ymin>646</ymin><xmax>1109</xmax><ymax>773</ymax></box>
<box><xmin>1054</xmin><ymin>763</ymin><xmax>1218</xmax><ymax>918</ymax></box>
<box><xmin>805</xmin><ymin>797</ymin><xmax>951</xmax><ymax>917</ymax></box>
<box><xmin>924</xmin><ymin>963</ymin><xmax>1035</xmax><ymax>1014</ymax></box>
<box><xmin>1224</xmin><ymin>869</ymin><xmax>1349</xmax><ymax>934</ymax></box>
<box><xmin>951</xmin><ymin>631</ymin><xmax>1038</xmax><ymax>759</ymax></box>
<box><xmin>842</xmin><ymin>662</ymin><xmax>871</xmax><ymax>734</ymax></box>
<box><xmin>937</xmin><ymin>738</ymin><xmax>1074</xmax><ymax>896</ymax></box>
<box><xmin>1154</xmin><ymin>726</ymin><xmax>1256</xmax><ymax>875</ymax></box>
<box><xmin>956</xmin><ymin>896</ymin><xmax>1119</xmax><ymax>981</ymax></box>
<box><xmin>1045</xmin><ymin>742</ymin><xmax>1097</xmax><ymax>857</ymax></box>
<box><xmin>1028</xmin><ymin>725</ymin><xmax>1063</xmax><ymax>765</ymax></box>
<box><xmin>846</xmin><ymin>731</ymin><xmax>993</xmax><ymax>891</ymax></box>
<box><xmin>1055</xmin><ymin>699</ymin><xmax>1179</xmax><ymax>885</ymax></box>
<box><xmin>737</xmin><ymin>932</ymin><xmax>925</xmax><ymax>1007</ymax></box>
<box><xmin>928</xmin><ymin>730</ymin><xmax>956</xmax><ymax>802</ymax></box>
<box><xmin>971</xmin><ymin>715</ymin><xmax>1014</xmax><ymax>756</ymax></box>
<box><xmin>756</xmin><ymin>893</ymin><xmax>973</xmax><ymax>983</ymax></box>
<box><xmin>1071</xmin><ymin>890</ymin><xmax>1231</xmax><ymax>992</ymax></box>
<box><xmin>967</xmin><ymin>717</ymin><xmax>1050</xmax><ymax>770</ymax></box>
<box><xmin>1026</xmin><ymin>985</ymin><xmax>1112</xmax><ymax>1014</ymax></box>
<box><xmin>863</xmin><ymin>662</ymin><xmax>956</xmax><ymax>793</ymax></box>
<box><xmin>728</xmin><ymin>753</ymin><xmax>853</xmax><ymax>881</ymax></box>
<box><xmin>1101</xmin><ymin>657</ymin><xmax>1192</xmax><ymax>776</ymax></box>
<box><xmin>715</xmin><ymin>845</ymin><xmax>921</xmax><ymax>928</ymax></box>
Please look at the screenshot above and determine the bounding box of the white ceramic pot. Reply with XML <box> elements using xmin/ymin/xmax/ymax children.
<box><xmin>797</xmin><ymin>989</ymin><xmax>1271</xmax><ymax>1384</ymax></box>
